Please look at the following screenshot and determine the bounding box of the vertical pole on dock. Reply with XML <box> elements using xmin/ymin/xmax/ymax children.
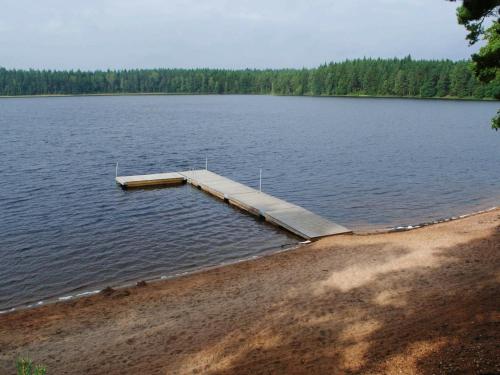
<box><xmin>259</xmin><ymin>168</ymin><xmax>262</xmax><ymax>192</ymax></box>
<box><xmin>115</xmin><ymin>162</ymin><xmax>118</xmax><ymax>178</ymax></box>
<box><xmin>205</xmin><ymin>156</ymin><xmax>208</xmax><ymax>170</ymax></box>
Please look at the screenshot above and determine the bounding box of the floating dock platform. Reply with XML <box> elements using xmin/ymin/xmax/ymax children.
<box><xmin>116</xmin><ymin>169</ymin><xmax>351</xmax><ymax>240</ymax></box>
<box><xmin>115</xmin><ymin>172</ymin><xmax>186</xmax><ymax>188</ymax></box>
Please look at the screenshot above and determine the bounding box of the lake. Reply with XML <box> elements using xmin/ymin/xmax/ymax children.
<box><xmin>0</xmin><ymin>95</ymin><xmax>498</xmax><ymax>311</ymax></box>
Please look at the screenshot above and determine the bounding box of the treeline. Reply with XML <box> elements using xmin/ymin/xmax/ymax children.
<box><xmin>1</xmin><ymin>57</ymin><xmax>499</xmax><ymax>99</ymax></box>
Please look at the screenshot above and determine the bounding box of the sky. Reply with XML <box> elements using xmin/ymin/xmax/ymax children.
<box><xmin>0</xmin><ymin>0</ymin><xmax>480</xmax><ymax>70</ymax></box>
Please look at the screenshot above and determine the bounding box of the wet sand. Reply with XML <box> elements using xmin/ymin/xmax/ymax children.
<box><xmin>0</xmin><ymin>209</ymin><xmax>498</xmax><ymax>374</ymax></box>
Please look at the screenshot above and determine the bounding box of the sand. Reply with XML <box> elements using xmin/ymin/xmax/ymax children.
<box><xmin>0</xmin><ymin>209</ymin><xmax>498</xmax><ymax>374</ymax></box>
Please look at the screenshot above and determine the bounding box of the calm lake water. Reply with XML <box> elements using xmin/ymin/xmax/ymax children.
<box><xmin>1</xmin><ymin>95</ymin><xmax>499</xmax><ymax>310</ymax></box>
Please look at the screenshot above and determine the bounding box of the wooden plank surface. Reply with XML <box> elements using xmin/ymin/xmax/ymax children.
<box><xmin>180</xmin><ymin>170</ymin><xmax>350</xmax><ymax>239</ymax></box>
<box><xmin>229</xmin><ymin>191</ymin><xmax>296</xmax><ymax>216</ymax></box>
<box><xmin>265</xmin><ymin>207</ymin><xmax>351</xmax><ymax>239</ymax></box>
<box><xmin>115</xmin><ymin>172</ymin><xmax>186</xmax><ymax>187</ymax></box>
<box><xmin>116</xmin><ymin>169</ymin><xmax>350</xmax><ymax>239</ymax></box>
<box><xmin>179</xmin><ymin>170</ymin><xmax>255</xmax><ymax>199</ymax></box>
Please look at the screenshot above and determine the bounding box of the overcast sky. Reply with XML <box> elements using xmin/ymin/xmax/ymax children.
<box><xmin>0</xmin><ymin>0</ymin><xmax>479</xmax><ymax>70</ymax></box>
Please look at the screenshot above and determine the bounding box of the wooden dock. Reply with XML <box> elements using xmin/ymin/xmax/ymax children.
<box><xmin>116</xmin><ymin>169</ymin><xmax>350</xmax><ymax>240</ymax></box>
<box><xmin>115</xmin><ymin>172</ymin><xmax>186</xmax><ymax>188</ymax></box>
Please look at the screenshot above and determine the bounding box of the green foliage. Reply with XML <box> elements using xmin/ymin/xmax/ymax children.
<box><xmin>493</xmin><ymin>109</ymin><xmax>500</xmax><ymax>129</ymax></box>
<box><xmin>455</xmin><ymin>0</ymin><xmax>500</xmax><ymax>44</ymax></box>
<box><xmin>471</xmin><ymin>22</ymin><xmax>500</xmax><ymax>84</ymax></box>
<box><xmin>16</xmin><ymin>358</ymin><xmax>46</xmax><ymax>375</ymax></box>
<box><xmin>0</xmin><ymin>58</ymin><xmax>498</xmax><ymax>100</ymax></box>
<box><xmin>452</xmin><ymin>0</ymin><xmax>500</xmax><ymax>129</ymax></box>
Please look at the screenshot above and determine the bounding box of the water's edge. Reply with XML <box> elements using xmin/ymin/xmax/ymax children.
<box><xmin>0</xmin><ymin>92</ymin><xmax>498</xmax><ymax>102</ymax></box>
<box><xmin>2</xmin><ymin>205</ymin><xmax>496</xmax><ymax>315</ymax></box>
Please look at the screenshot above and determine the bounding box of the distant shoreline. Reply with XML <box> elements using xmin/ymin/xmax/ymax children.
<box><xmin>0</xmin><ymin>92</ymin><xmax>498</xmax><ymax>102</ymax></box>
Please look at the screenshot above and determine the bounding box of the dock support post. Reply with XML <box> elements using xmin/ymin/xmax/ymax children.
<box><xmin>116</xmin><ymin>162</ymin><xmax>118</xmax><ymax>178</ymax></box>
<box><xmin>259</xmin><ymin>168</ymin><xmax>262</xmax><ymax>192</ymax></box>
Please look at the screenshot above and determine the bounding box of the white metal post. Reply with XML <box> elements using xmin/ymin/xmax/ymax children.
<box><xmin>259</xmin><ymin>168</ymin><xmax>262</xmax><ymax>192</ymax></box>
<box><xmin>205</xmin><ymin>156</ymin><xmax>208</xmax><ymax>170</ymax></box>
<box><xmin>115</xmin><ymin>162</ymin><xmax>118</xmax><ymax>178</ymax></box>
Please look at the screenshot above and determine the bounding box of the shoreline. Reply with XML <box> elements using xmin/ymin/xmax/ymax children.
<box><xmin>0</xmin><ymin>92</ymin><xmax>498</xmax><ymax>102</ymax></box>
<box><xmin>0</xmin><ymin>206</ymin><xmax>498</xmax><ymax>374</ymax></box>
<box><xmin>0</xmin><ymin>242</ymin><xmax>303</xmax><ymax>315</ymax></box>
<box><xmin>1</xmin><ymin>205</ymin><xmax>497</xmax><ymax>315</ymax></box>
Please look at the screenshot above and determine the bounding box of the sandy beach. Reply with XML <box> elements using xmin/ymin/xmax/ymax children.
<box><xmin>0</xmin><ymin>209</ymin><xmax>498</xmax><ymax>374</ymax></box>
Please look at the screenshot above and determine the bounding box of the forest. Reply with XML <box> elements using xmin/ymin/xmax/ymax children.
<box><xmin>1</xmin><ymin>57</ymin><xmax>499</xmax><ymax>99</ymax></box>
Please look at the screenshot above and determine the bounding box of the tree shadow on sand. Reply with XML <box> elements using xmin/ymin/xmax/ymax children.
<box><xmin>177</xmin><ymin>226</ymin><xmax>499</xmax><ymax>375</ymax></box>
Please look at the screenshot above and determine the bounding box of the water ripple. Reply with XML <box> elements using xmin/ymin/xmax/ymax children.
<box><xmin>0</xmin><ymin>95</ymin><xmax>498</xmax><ymax>310</ymax></box>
